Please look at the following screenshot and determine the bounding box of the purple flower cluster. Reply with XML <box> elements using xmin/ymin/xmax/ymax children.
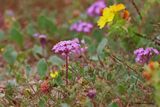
<box><xmin>134</xmin><ymin>47</ymin><xmax>159</xmax><ymax>64</ymax></box>
<box><xmin>52</xmin><ymin>38</ymin><xmax>87</xmax><ymax>56</ymax></box>
<box><xmin>70</xmin><ymin>21</ymin><xmax>93</xmax><ymax>33</ymax></box>
<box><xmin>87</xmin><ymin>89</ymin><xmax>96</xmax><ymax>99</ymax></box>
<box><xmin>87</xmin><ymin>0</ymin><xmax>106</xmax><ymax>17</ymax></box>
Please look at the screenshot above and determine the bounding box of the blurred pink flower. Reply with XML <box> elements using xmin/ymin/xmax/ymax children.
<box><xmin>33</xmin><ymin>33</ymin><xmax>47</xmax><ymax>48</ymax></box>
<box><xmin>52</xmin><ymin>38</ymin><xmax>86</xmax><ymax>56</ymax></box>
<box><xmin>134</xmin><ymin>47</ymin><xmax>159</xmax><ymax>64</ymax></box>
<box><xmin>87</xmin><ymin>89</ymin><xmax>96</xmax><ymax>99</ymax></box>
<box><xmin>87</xmin><ymin>0</ymin><xmax>106</xmax><ymax>17</ymax></box>
<box><xmin>70</xmin><ymin>21</ymin><xmax>93</xmax><ymax>33</ymax></box>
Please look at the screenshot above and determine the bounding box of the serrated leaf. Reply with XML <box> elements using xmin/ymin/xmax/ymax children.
<box><xmin>37</xmin><ymin>59</ymin><xmax>47</xmax><ymax>78</ymax></box>
<box><xmin>117</xmin><ymin>84</ymin><xmax>127</xmax><ymax>94</ymax></box>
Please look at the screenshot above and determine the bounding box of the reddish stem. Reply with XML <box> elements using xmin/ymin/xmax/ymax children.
<box><xmin>65</xmin><ymin>55</ymin><xmax>69</xmax><ymax>85</ymax></box>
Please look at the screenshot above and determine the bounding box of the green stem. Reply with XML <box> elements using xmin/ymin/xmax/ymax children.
<box><xmin>65</xmin><ymin>55</ymin><xmax>69</xmax><ymax>85</ymax></box>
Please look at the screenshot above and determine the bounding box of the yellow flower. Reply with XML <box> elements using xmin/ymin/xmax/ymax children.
<box><xmin>50</xmin><ymin>71</ymin><xmax>59</xmax><ymax>79</ymax></box>
<box><xmin>0</xmin><ymin>48</ymin><xmax>4</xmax><ymax>52</ymax></box>
<box><xmin>97</xmin><ymin>4</ymin><xmax>125</xmax><ymax>29</ymax></box>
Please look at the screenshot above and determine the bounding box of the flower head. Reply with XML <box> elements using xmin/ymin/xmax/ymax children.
<box><xmin>40</xmin><ymin>80</ymin><xmax>49</xmax><ymax>93</ymax></box>
<box><xmin>97</xmin><ymin>3</ymin><xmax>126</xmax><ymax>29</ymax></box>
<box><xmin>121</xmin><ymin>10</ymin><xmax>130</xmax><ymax>20</ymax></box>
<box><xmin>70</xmin><ymin>21</ymin><xmax>93</xmax><ymax>33</ymax></box>
<box><xmin>87</xmin><ymin>0</ymin><xmax>106</xmax><ymax>17</ymax></box>
<box><xmin>52</xmin><ymin>38</ymin><xmax>87</xmax><ymax>56</ymax></box>
<box><xmin>134</xmin><ymin>47</ymin><xmax>159</xmax><ymax>64</ymax></box>
<box><xmin>33</xmin><ymin>33</ymin><xmax>47</xmax><ymax>48</ymax></box>
<box><xmin>50</xmin><ymin>71</ymin><xmax>59</xmax><ymax>79</ymax></box>
<box><xmin>143</xmin><ymin>62</ymin><xmax>160</xmax><ymax>81</ymax></box>
<box><xmin>87</xmin><ymin>89</ymin><xmax>96</xmax><ymax>99</ymax></box>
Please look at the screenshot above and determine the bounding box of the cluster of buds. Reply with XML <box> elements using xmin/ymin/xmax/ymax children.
<box><xmin>40</xmin><ymin>80</ymin><xmax>50</xmax><ymax>93</ymax></box>
<box><xmin>143</xmin><ymin>62</ymin><xmax>160</xmax><ymax>106</ymax></box>
<box><xmin>143</xmin><ymin>61</ymin><xmax>160</xmax><ymax>81</ymax></box>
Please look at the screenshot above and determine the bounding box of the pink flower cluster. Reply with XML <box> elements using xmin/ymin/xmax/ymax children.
<box><xmin>70</xmin><ymin>21</ymin><xmax>93</xmax><ymax>33</ymax></box>
<box><xmin>52</xmin><ymin>38</ymin><xmax>87</xmax><ymax>56</ymax></box>
<box><xmin>134</xmin><ymin>47</ymin><xmax>159</xmax><ymax>64</ymax></box>
<box><xmin>87</xmin><ymin>0</ymin><xmax>106</xmax><ymax>17</ymax></box>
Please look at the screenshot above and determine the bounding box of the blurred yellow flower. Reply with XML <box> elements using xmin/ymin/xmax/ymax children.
<box><xmin>97</xmin><ymin>4</ymin><xmax>125</xmax><ymax>29</ymax></box>
<box><xmin>0</xmin><ymin>48</ymin><xmax>4</xmax><ymax>52</ymax></box>
<box><xmin>50</xmin><ymin>71</ymin><xmax>59</xmax><ymax>79</ymax></box>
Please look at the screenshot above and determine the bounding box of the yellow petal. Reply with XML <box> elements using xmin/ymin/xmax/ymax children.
<box><xmin>97</xmin><ymin>16</ymin><xmax>107</xmax><ymax>29</ymax></box>
<box><xmin>97</xmin><ymin>12</ymin><xmax>115</xmax><ymax>29</ymax></box>
<box><xmin>102</xmin><ymin>7</ymin><xmax>110</xmax><ymax>16</ymax></box>
<box><xmin>50</xmin><ymin>71</ymin><xmax>58</xmax><ymax>78</ymax></box>
<box><xmin>114</xmin><ymin>4</ymin><xmax>125</xmax><ymax>12</ymax></box>
<box><xmin>106</xmin><ymin>12</ymin><xmax>115</xmax><ymax>22</ymax></box>
<box><xmin>97</xmin><ymin>3</ymin><xmax>125</xmax><ymax>29</ymax></box>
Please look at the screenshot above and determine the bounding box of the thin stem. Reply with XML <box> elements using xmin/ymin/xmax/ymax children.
<box><xmin>65</xmin><ymin>55</ymin><xmax>69</xmax><ymax>85</ymax></box>
<box><xmin>133</xmin><ymin>32</ymin><xmax>160</xmax><ymax>46</ymax></box>
<box><xmin>129</xmin><ymin>0</ymin><xmax>142</xmax><ymax>20</ymax></box>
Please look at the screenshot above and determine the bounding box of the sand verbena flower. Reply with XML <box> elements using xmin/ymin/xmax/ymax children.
<box><xmin>134</xmin><ymin>47</ymin><xmax>159</xmax><ymax>64</ymax></box>
<box><xmin>52</xmin><ymin>38</ymin><xmax>87</xmax><ymax>84</ymax></box>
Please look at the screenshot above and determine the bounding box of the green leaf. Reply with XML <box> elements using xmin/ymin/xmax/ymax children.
<box><xmin>107</xmin><ymin>72</ymin><xmax>112</xmax><ymax>80</ymax></box>
<box><xmin>84</xmin><ymin>98</ymin><xmax>93</xmax><ymax>107</ymax></box>
<box><xmin>26</xmin><ymin>23</ymin><xmax>36</xmax><ymax>36</ymax></box>
<box><xmin>0</xmin><ymin>30</ymin><xmax>4</xmax><ymax>40</ymax></box>
<box><xmin>37</xmin><ymin>59</ymin><xmax>48</xmax><ymax>78</ymax></box>
<box><xmin>89</xmin><ymin>55</ymin><xmax>98</xmax><ymax>61</ymax></box>
<box><xmin>97</xmin><ymin>38</ymin><xmax>108</xmax><ymax>55</ymax></box>
<box><xmin>48</xmin><ymin>55</ymin><xmax>64</xmax><ymax>66</ymax></box>
<box><xmin>12</xmin><ymin>21</ymin><xmax>21</xmax><ymax>30</ymax></box>
<box><xmin>32</xmin><ymin>45</ymin><xmax>43</xmax><ymax>56</ymax></box>
<box><xmin>117</xmin><ymin>83</ymin><xmax>127</xmax><ymax>95</ymax></box>
<box><xmin>26</xmin><ymin>64</ymin><xmax>32</xmax><ymax>77</ymax></box>
<box><xmin>10</xmin><ymin>28</ymin><xmax>23</xmax><ymax>46</ymax></box>
<box><xmin>92</xmin><ymin>29</ymin><xmax>104</xmax><ymax>42</ymax></box>
<box><xmin>60</xmin><ymin>103</ymin><xmax>70</xmax><ymax>107</ymax></box>
<box><xmin>3</xmin><ymin>46</ymin><xmax>17</xmax><ymax>65</ymax></box>
<box><xmin>108</xmin><ymin>102</ymin><xmax>119</xmax><ymax>107</ymax></box>
<box><xmin>38</xmin><ymin>98</ymin><xmax>46</xmax><ymax>107</ymax></box>
<box><xmin>38</xmin><ymin>15</ymin><xmax>57</xmax><ymax>35</ymax></box>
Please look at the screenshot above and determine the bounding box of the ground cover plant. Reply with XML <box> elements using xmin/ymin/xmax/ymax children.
<box><xmin>0</xmin><ymin>0</ymin><xmax>160</xmax><ymax>107</ymax></box>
